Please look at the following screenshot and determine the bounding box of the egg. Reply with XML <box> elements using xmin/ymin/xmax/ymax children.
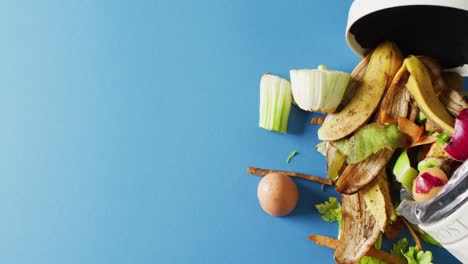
<box><xmin>412</xmin><ymin>167</ymin><xmax>448</xmax><ymax>202</ymax></box>
<box><xmin>257</xmin><ymin>173</ymin><xmax>298</xmax><ymax>216</ymax></box>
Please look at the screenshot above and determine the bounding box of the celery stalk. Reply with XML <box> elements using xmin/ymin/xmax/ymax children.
<box><xmin>259</xmin><ymin>74</ymin><xmax>292</xmax><ymax>133</ymax></box>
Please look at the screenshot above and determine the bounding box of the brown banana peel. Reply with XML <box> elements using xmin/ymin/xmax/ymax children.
<box><xmin>405</xmin><ymin>55</ymin><xmax>455</xmax><ymax>135</ymax></box>
<box><xmin>418</xmin><ymin>56</ymin><xmax>467</xmax><ymax>117</ymax></box>
<box><xmin>335</xmin><ymin>62</ymin><xmax>410</xmax><ymax>195</ymax></box>
<box><xmin>362</xmin><ymin>170</ymin><xmax>397</xmax><ymax>231</ymax></box>
<box><xmin>441</xmin><ymin>89</ymin><xmax>468</xmax><ymax>117</ymax></box>
<box><xmin>338</xmin><ymin>52</ymin><xmax>371</xmax><ymax>111</ymax></box>
<box><xmin>318</xmin><ymin>42</ymin><xmax>403</xmax><ymax>141</ymax></box>
<box><xmin>334</xmin><ymin>191</ymin><xmax>381</xmax><ymax>264</ymax></box>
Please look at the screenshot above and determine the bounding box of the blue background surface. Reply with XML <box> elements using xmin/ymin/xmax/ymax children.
<box><xmin>1</xmin><ymin>0</ymin><xmax>464</xmax><ymax>263</ymax></box>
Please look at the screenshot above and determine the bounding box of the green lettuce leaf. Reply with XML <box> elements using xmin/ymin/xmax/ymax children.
<box><xmin>333</xmin><ymin>123</ymin><xmax>406</xmax><ymax>164</ymax></box>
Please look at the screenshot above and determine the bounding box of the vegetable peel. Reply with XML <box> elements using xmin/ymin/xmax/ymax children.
<box><xmin>318</xmin><ymin>42</ymin><xmax>404</xmax><ymax>141</ymax></box>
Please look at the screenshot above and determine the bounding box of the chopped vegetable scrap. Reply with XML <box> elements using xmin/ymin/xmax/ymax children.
<box><xmin>332</xmin><ymin>123</ymin><xmax>406</xmax><ymax>164</ymax></box>
<box><xmin>310</xmin><ymin>117</ymin><xmax>325</xmax><ymax>125</ymax></box>
<box><xmin>444</xmin><ymin>108</ymin><xmax>468</xmax><ymax>161</ymax></box>
<box><xmin>308</xmin><ymin>235</ymin><xmax>405</xmax><ymax>264</ymax></box>
<box><xmin>250</xmin><ymin>40</ymin><xmax>467</xmax><ymax>263</ymax></box>
<box><xmin>315</xmin><ymin>197</ymin><xmax>342</xmax><ymax>229</ymax></box>
<box><xmin>259</xmin><ymin>74</ymin><xmax>292</xmax><ymax>133</ymax></box>
<box><xmin>313</xmin><ymin>198</ymin><xmax>434</xmax><ymax>264</ymax></box>
<box><xmin>391</xmin><ymin>238</ymin><xmax>433</xmax><ymax>264</ymax></box>
<box><xmin>318</xmin><ymin>42</ymin><xmax>403</xmax><ymax>141</ymax></box>
<box><xmin>286</xmin><ymin>151</ymin><xmax>298</xmax><ymax>163</ymax></box>
<box><xmin>405</xmin><ymin>56</ymin><xmax>455</xmax><ymax>135</ymax></box>
<box><xmin>290</xmin><ymin>65</ymin><xmax>351</xmax><ymax>113</ymax></box>
<box><xmin>247</xmin><ymin>166</ymin><xmax>332</xmax><ymax>186</ymax></box>
<box><xmin>393</xmin><ymin>150</ymin><xmax>419</xmax><ymax>191</ymax></box>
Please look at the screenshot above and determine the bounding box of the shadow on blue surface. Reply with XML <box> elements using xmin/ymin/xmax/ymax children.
<box><xmin>287</xmin><ymin>105</ymin><xmax>311</xmax><ymax>135</ymax></box>
<box><xmin>289</xmin><ymin>180</ymin><xmax>337</xmax><ymax>218</ymax></box>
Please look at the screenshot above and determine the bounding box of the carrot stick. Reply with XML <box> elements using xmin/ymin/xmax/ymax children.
<box><xmin>409</xmin><ymin>134</ymin><xmax>437</xmax><ymax>148</ymax></box>
<box><xmin>308</xmin><ymin>235</ymin><xmax>405</xmax><ymax>264</ymax></box>
<box><xmin>310</xmin><ymin>117</ymin><xmax>325</xmax><ymax>125</ymax></box>
<box><xmin>379</xmin><ymin>110</ymin><xmax>397</xmax><ymax>124</ymax></box>
<box><xmin>247</xmin><ymin>166</ymin><xmax>332</xmax><ymax>185</ymax></box>
<box><xmin>398</xmin><ymin>117</ymin><xmax>424</xmax><ymax>142</ymax></box>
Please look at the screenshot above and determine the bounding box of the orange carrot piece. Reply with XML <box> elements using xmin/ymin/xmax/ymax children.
<box><xmin>409</xmin><ymin>134</ymin><xmax>437</xmax><ymax>148</ymax></box>
<box><xmin>379</xmin><ymin>110</ymin><xmax>397</xmax><ymax>124</ymax></box>
<box><xmin>398</xmin><ymin>117</ymin><xmax>424</xmax><ymax>142</ymax></box>
<box><xmin>308</xmin><ymin>235</ymin><xmax>405</xmax><ymax>264</ymax></box>
<box><xmin>310</xmin><ymin>117</ymin><xmax>325</xmax><ymax>125</ymax></box>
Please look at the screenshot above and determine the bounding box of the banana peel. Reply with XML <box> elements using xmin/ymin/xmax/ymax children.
<box><xmin>418</xmin><ymin>56</ymin><xmax>467</xmax><ymax>116</ymax></box>
<box><xmin>318</xmin><ymin>42</ymin><xmax>403</xmax><ymax>141</ymax></box>
<box><xmin>338</xmin><ymin>52</ymin><xmax>371</xmax><ymax>111</ymax></box>
<box><xmin>326</xmin><ymin>144</ymin><xmax>346</xmax><ymax>181</ymax></box>
<box><xmin>417</xmin><ymin>56</ymin><xmax>447</xmax><ymax>95</ymax></box>
<box><xmin>405</xmin><ymin>56</ymin><xmax>455</xmax><ymax>135</ymax></box>
<box><xmin>334</xmin><ymin>191</ymin><xmax>381</xmax><ymax>264</ymax></box>
<box><xmin>362</xmin><ymin>170</ymin><xmax>397</xmax><ymax>232</ymax></box>
<box><xmin>335</xmin><ymin>62</ymin><xmax>410</xmax><ymax>195</ymax></box>
<box><xmin>363</xmin><ymin>175</ymin><xmax>387</xmax><ymax>231</ymax></box>
<box><xmin>441</xmin><ymin>89</ymin><xmax>468</xmax><ymax>117</ymax></box>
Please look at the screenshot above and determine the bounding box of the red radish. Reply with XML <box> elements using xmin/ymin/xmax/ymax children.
<box><xmin>412</xmin><ymin>167</ymin><xmax>448</xmax><ymax>202</ymax></box>
<box><xmin>444</xmin><ymin>108</ymin><xmax>468</xmax><ymax>161</ymax></box>
<box><xmin>414</xmin><ymin>172</ymin><xmax>447</xmax><ymax>193</ymax></box>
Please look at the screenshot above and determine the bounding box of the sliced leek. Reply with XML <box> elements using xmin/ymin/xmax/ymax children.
<box><xmin>259</xmin><ymin>74</ymin><xmax>292</xmax><ymax>133</ymax></box>
<box><xmin>290</xmin><ymin>65</ymin><xmax>351</xmax><ymax>113</ymax></box>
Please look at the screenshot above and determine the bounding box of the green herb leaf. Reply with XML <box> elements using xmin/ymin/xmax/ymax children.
<box><xmin>357</xmin><ymin>256</ymin><xmax>388</xmax><ymax>264</ymax></box>
<box><xmin>403</xmin><ymin>246</ymin><xmax>419</xmax><ymax>264</ymax></box>
<box><xmin>375</xmin><ymin>234</ymin><xmax>383</xmax><ymax>250</ymax></box>
<box><xmin>286</xmin><ymin>151</ymin><xmax>298</xmax><ymax>163</ymax></box>
<box><xmin>417</xmin><ymin>111</ymin><xmax>427</xmax><ymax>123</ymax></box>
<box><xmin>391</xmin><ymin>238</ymin><xmax>408</xmax><ymax>260</ymax></box>
<box><xmin>427</xmin><ymin>128</ymin><xmax>437</xmax><ymax>135</ymax></box>
<box><xmin>436</xmin><ymin>133</ymin><xmax>451</xmax><ymax>144</ymax></box>
<box><xmin>315</xmin><ymin>197</ymin><xmax>342</xmax><ymax>229</ymax></box>
<box><xmin>391</xmin><ymin>238</ymin><xmax>433</xmax><ymax>264</ymax></box>
<box><xmin>402</xmin><ymin>246</ymin><xmax>433</xmax><ymax>264</ymax></box>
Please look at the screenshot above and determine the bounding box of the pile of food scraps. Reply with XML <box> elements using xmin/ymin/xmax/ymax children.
<box><xmin>248</xmin><ymin>41</ymin><xmax>468</xmax><ymax>264</ymax></box>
